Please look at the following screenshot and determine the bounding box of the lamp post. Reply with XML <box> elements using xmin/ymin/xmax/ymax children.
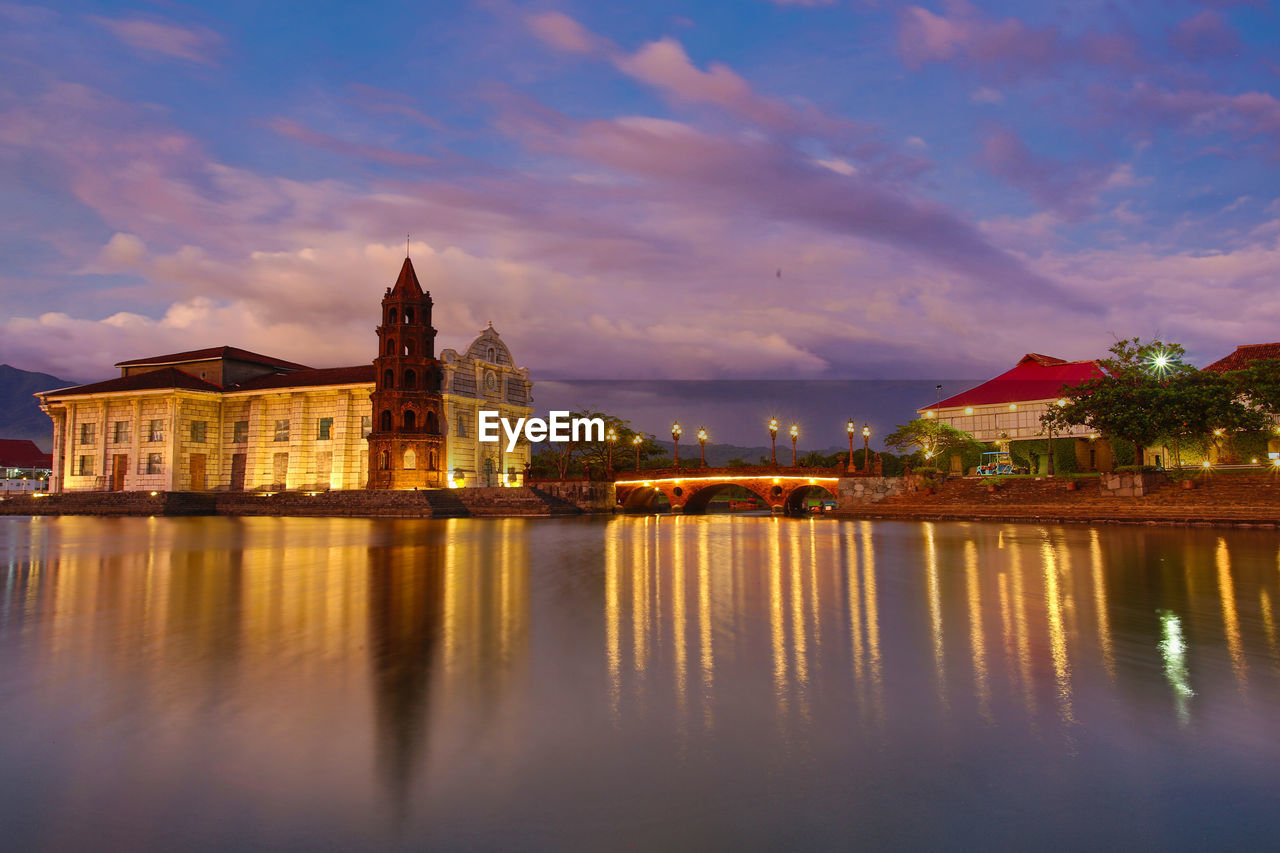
<box><xmin>769</xmin><ymin>418</ymin><xmax>779</xmax><ymax>467</ymax></box>
<box><xmin>606</xmin><ymin>427</ymin><xmax>617</xmax><ymax>474</ymax></box>
<box><xmin>633</xmin><ymin>434</ymin><xmax>642</xmax><ymax>472</ymax></box>
<box><xmin>862</xmin><ymin>423</ymin><xmax>871</xmax><ymax>474</ymax></box>
<box><xmin>790</xmin><ymin>423</ymin><xmax>799</xmax><ymax>467</ymax></box>
<box><xmin>847</xmin><ymin>419</ymin><xmax>856</xmax><ymax>472</ymax></box>
<box><xmin>698</xmin><ymin>427</ymin><xmax>708</xmax><ymax>467</ymax></box>
<box><xmin>672</xmin><ymin>421</ymin><xmax>682</xmax><ymax>470</ymax></box>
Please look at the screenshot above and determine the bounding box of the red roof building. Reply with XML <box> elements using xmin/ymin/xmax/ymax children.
<box><xmin>1202</xmin><ymin>343</ymin><xmax>1280</xmax><ymax>373</ymax></box>
<box><xmin>918</xmin><ymin>353</ymin><xmax>1105</xmax><ymax>442</ymax></box>
<box><xmin>0</xmin><ymin>439</ymin><xmax>53</xmax><ymax>472</ymax></box>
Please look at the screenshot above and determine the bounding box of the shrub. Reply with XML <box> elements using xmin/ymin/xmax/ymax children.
<box><xmin>1115</xmin><ymin>464</ymin><xmax>1159</xmax><ymax>473</ymax></box>
<box><xmin>912</xmin><ymin>466</ymin><xmax>941</xmax><ymax>475</ymax></box>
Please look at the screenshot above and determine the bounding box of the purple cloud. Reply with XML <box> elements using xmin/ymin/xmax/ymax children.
<box><xmin>1169</xmin><ymin>10</ymin><xmax>1241</xmax><ymax>61</ymax></box>
<box><xmin>90</xmin><ymin>15</ymin><xmax>223</xmax><ymax>65</ymax></box>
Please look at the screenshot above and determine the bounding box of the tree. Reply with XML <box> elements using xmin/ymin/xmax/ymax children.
<box><xmin>530</xmin><ymin>409</ymin><xmax>664</xmax><ymax>479</ymax></box>
<box><xmin>1044</xmin><ymin>337</ymin><xmax>1194</xmax><ymax>466</ymax></box>
<box><xmin>1163</xmin><ymin>370</ymin><xmax>1269</xmax><ymax>465</ymax></box>
<box><xmin>884</xmin><ymin>418</ymin><xmax>980</xmax><ymax>464</ymax></box>
<box><xmin>1229</xmin><ymin>358</ymin><xmax>1280</xmax><ymax>418</ymax></box>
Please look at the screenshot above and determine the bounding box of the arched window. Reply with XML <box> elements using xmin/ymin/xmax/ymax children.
<box><xmin>403</xmin><ymin>409</ymin><xmax>416</xmax><ymax>431</ymax></box>
<box><xmin>403</xmin><ymin>369</ymin><xmax>416</xmax><ymax>389</ymax></box>
<box><xmin>404</xmin><ymin>308</ymin><xmax>414</xmax><ymax>324</ymax></box>
<box><xmin>425</xmin><ymin>411</ymin><xmax>439</xmax><ymax>434</ymax></box>
<box><xmin>383</xmin><ymin>369</ymin><xmax>394</xmax><ymax>389</ymax></box>
<box><xmin>379</xmin><ymin>450</ymin><xmax>390</xmax><ymax>470</ymax></box>
<box><xmin>428</xmin><ymin>451</ymin><xmax>437</xmax><ymax>470</ymax></box>
<box><xmin>406</xmin><ymin>339</ymin><xmax>417</xmax><ymax>356</ymax></box>
<box><xmin>380</xmin><ymin>410</ymin><xmax>392</xmax><ymax>432</ymax></box>
<box><xmin>403</xmin><ymin>449</ymin><xmax>416</xmax><ymax>470</ymax></box>
<box><xmin>487</xmin><ymin>346</ymin><xmax>496</xmax><ymax>362</ymax></box>
<box><xmin>388</xmin><ymin>308</ymin><xmax>398</xmax><ymax>324</ymax></box>
<box><xmin>385</xmin><ymin>339</ymin><xmax>396</xmax><ymax>356</ymax></box>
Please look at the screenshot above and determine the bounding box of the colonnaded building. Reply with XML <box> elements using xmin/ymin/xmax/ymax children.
<box><xmin>37</xmin><ymin>257</ymin><xmax>533</xmax><ymax>493</ymax></box>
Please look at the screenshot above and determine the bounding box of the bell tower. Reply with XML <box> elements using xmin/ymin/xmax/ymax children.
<box><xmin>367</xmin><ymin>256</ymin><xmax>446</xmax><ymax>489</ymax></box>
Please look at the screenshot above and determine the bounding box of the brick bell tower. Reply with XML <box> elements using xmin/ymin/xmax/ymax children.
<box><xmin>367</xmin><ymin>256</ymin><xmax>447</xmax><ymax>489</ymax></box>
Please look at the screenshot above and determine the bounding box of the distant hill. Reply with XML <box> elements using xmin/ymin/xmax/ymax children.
<box><xmin>0</xmin><ymin>364</ymin><xmax>75</xmax><ymax>452</ymax></box>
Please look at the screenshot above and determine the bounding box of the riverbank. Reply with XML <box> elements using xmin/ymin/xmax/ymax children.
<box><xmin>0</xmin><ymin>486</ymin><xmax>597</xmax><ymax>519</ymax></box>
<box><xmin>834</xmin><ymin>470</ymin><xmax>1280</xmax><ymax>528</ymax></box>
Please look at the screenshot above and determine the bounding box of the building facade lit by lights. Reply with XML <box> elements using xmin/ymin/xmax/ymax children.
<box><xmin>918</xmin><ymin>353</ymin><xmax>1110</xmax><ymax>472</ymax></box>
<box><xmin>35</xmin><ymin>257</ymin><xmax>533</xmax><ymax>493</ymax></box>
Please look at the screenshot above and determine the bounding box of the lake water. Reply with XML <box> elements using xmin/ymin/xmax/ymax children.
<box><xmin>2</xmin><ymin>515</ymin><xmax>1279</xmax><ymax>850</ymax></box>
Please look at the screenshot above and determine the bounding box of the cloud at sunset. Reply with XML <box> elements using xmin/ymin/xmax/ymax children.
<box><xmin>0</xmin><ymin>1</ymin><xmax>1278</xmax><ymax>385</ymax></box>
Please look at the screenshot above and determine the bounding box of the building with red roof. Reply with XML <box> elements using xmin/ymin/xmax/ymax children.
<box><xmin>917</xmin><ymin>354</ymin><xmax>1105</xmax><ymax>443</ymax></box>
<box><xmin>1201</xmin><ymin>342</ymin><xmax>1280</xmax><ymax>373</ymax></box>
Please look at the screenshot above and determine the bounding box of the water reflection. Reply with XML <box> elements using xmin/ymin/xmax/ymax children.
<box><xmin>3</xmin><ymin>515</ymin><xmax>1280</xmax><ymax>849</ymax></box>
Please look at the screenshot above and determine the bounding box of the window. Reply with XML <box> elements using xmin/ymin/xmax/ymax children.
<box><xmin>147</xmin><ymin>453</ymin><xmax>163</xmax><ymax>475</ymax></box>
<box><xmin>361</xmin><ymin>415</ymin><xmax>372</xmax><ymax>438</ymax></box>
<box><xmin>403</xmin><ymin>369</ymin><xmax>416</xmax><ymax>389</ymax></box>
<box><xmin>148</xmin><ymin>419</ymin><xmax>163</xmax><ymax>442</ymax></box>
<box><xmin>78</xmin><ymin>455</ymin><xmax>94</xmax><ymax>476</ymax></box>
<box><xmin>456</xmin><ymin>413</ymin><xmax>467</xmax><ymax>437</ymax></box>
<box><xmin>317</xmin><ymin>417</ymin><xmax>333</xmax><ymax>441</ymax></box>
<box><xmin>79</xmin><ymin>423</ymin><xmax>95</xmax><ymax>446</ymax></box>
<box><xmin>190</xmin><ymin>421</ymin><xmax>207</xmax><ymax>443</ymax></box>
<box><xmin>379</xmin><ymin>450</ymin><xmax>390</xmax><ymax>470</ymax></box>
<box><xmin>380</xmin><ymin>410</ymin><xmax>392</xmax><ymax>432</ymax></box>
<box><xmin>403</xmin><ymin>449</ymin><xmax>416</xmax><ymax>470</ymax></box>
<box><xmin>274</xmin><ymin>420</ymin><xmax>290</xmax><ymax>442</ymax></box>
<box><xmin>112</xmin><ymin>421</ymin><xmax>128</xmax><ymax>444</ymax></box>
<box><xmin>403</xmin><ymin>410</ymin><xmax>416</xmax><ymax>431</ymax></box>
<box><xmin>232</xmin><ymin>420</ymin><xmax>249</xmax><ymax>444</ymax></box>
<box><xmin>383</xmin><ymin>369</ymin><xmax>394</xmax><ymax>389</ymax></box>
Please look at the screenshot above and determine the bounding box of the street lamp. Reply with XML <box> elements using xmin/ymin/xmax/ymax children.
<box><xmin>769</xmin><ymin>418</ymin><xmax>779</xmax><ymax>467</ymax></box>
<box><xmin>698</xmin><ymin>427</ymin><xmax>708</xmax><ymax>467</ymax></box>
<box><xmin>862</xmin><ymin>423</ymin><xmax>871</xmax><ymax>474</ymax></box>
<box><xmin>847</xmin><ymin>419</ymin><xmax>856</xmax><ymax>472</ymax></box>
<box><xmin>672</xmin><ymin>421</ymin><xmax>682</xmax><ymax>470</ymax></box>
<box><xmin>632</xmin><ymin>434</ymin><xmax>643</xmax><ymax>472</ymax></box>
<box><xmin>790</xmin><ymin>423</ymin><xmax>799</xmax><ymax>467</ymax></box>
<box><xmin>606</xmin><ymin>427</ymin><xmax>617</xmax><ymax>473</ymax></box>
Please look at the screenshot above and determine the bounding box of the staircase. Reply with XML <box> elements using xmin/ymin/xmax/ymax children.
<box><xmin>447</xmin><ymin>487</ymin><xmax>582</xmax><ymax>517</ymax></box>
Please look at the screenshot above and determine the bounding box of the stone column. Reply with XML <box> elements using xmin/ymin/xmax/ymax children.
<box><xmin>287</xmin><ymin>393</ymin><xmax>308</xmax><ymax>490</ymax></box>
<box><xmin>331</xmin><ymin>391</ymin><xmax>352</xmax><ymax>489</ymax></box>
<box><xmin>131</xmin><ymin>398</ymin><xmax>142</xmax><ymax>489</ymax></box>
<box><xmin>66</xmin><ymin>401</ymin><xmax>78</xmax><ymax>490</ymax></box>
<box><xmin>244</xmin><ymin>395</ymin><xmax>263</xmax><ymax>489</ymax></box>
<box><xmin>167</xmin><ymin>396</ymin><xmax>181</xmax><ymax>491</ymax></box>
<box><xmin>48</xmin><ymin>406</ymin><xmax>65</xmax><ymax>493</ymax></box>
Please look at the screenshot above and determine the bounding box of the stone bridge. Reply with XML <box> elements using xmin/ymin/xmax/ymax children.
<box><xmin>612</xmin><ymin>465</ymin><xmax>843</xmax><ymax>514</ymax></box>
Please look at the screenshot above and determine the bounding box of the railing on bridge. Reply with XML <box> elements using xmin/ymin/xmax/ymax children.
<box><xmin>611</xmin><ymin>464</ymin><xmax>846</xmax><ymax>481</ymax></box>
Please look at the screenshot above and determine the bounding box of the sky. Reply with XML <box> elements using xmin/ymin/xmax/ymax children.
<box><xmin>2</xmin><ymin>0</ymin><xmax>1280</xmax><ymax>385</ymax></box>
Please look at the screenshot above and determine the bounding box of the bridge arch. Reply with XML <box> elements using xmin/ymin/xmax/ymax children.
<box><xmin>783</xmin><ymin>483</ymin><xmax>838</xmax><ymax>515</ymax></box>
<box><xmin>620</xmin><ymin>485</ymin><xmax>671</xmax><ymax>512</ymax></box>
<box><xmin>681</xmin><ymin>481</ymin><xmax>772</xmax><ymax>515</ymax></box>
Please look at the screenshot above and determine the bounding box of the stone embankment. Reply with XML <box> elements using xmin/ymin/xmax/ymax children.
<box><xmin>835</xmin><ymin>471</ymin><xmax>1280</xmax><ymax>527</ymax></box>
<box><xmin>0</xmin><ymin>486</ymin><xmax>594</xmax><ymax>519</ymax></box>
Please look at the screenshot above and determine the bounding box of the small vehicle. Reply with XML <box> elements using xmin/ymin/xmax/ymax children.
<box><xmin>977</xmin><ymin>451</ymin><xmax>1015</xmax><ymax>477</ymax></box>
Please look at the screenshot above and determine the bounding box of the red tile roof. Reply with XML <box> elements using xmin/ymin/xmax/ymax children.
<box><xmin>924</xmin><ymin>354</ymin><xmax>1104</xmax><ymax>410</ymax></box>
<box><xmin>0</xmin><ymin>439</ymin><xmax>52</xmax><ymax>469</ymax></box>
<box><xmin>42</xmin><ymin>367</ymin><xmax>224</xmax><ymax>397</ymax></box>
<box><xmin>1202</xmin><ymin>343</ymin><xmax>1280</xmax><ymax>373</ymax></box>
<box><xmin>230</xmin><ymin>365</ymin><xmax>375</xmax><ymax>391</ymax></box>
<box><xmin>115</xmin><ymin>346</ymin><xmax>310</xmax><ymax>371</ymax></box>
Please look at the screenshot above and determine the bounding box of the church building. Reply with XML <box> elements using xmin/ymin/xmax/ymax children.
<box><xmin>36</xmin><ymin>257</ymin><xmax>534</xmax><ymax>493</ymax></box>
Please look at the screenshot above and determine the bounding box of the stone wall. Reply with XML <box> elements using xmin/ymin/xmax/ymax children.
<box><xmin>1101</xmin><ymin>470</ymin><xmax>1167</xmax><ymax>497</ymax></box>
<box><xmin>835</xmin><ymin>476</ymin><xmax>907</xmax><ymax>507</ymax></box>
<box><xmin>532</xmin><ymin>480</ymin><xmax>616</xmax><ymax>513</ymax></box>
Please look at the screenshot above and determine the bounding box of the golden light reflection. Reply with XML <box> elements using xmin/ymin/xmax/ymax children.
<box><xmin>769</xmin><ymin>519</ymin><xmax>789</xmax><ymax>719</ymax></box>
<box><xmin>1215</xmin><ymin>537</ymin><xmax>1248</xmax><ymax>692</ymax></box>
<box><xmin>1089</xmin><ymin>529</ymin><xmax>1115</xmax><ymax>680</ymax></box>
<box><xmin>696</xmin><ymin>521</ymin><xmax>714</xmax><ymax>730</ymax></box>
<box><xmin>922</xmin><ymin>522</ymin><xmax>948</xmax><ymax>710</ymax></box>
<box><xmin>1040</xmin><ymin>538</ymin><xmax>1075</xmax><ymax>727</ymax></box>
<box><xmin>859</xmin><ymin>521</ymin><xmax>884</xmax><ymax>722</ymax></box>
<box><xmin>605</xmin><ymin>529</ymin><xmax>621</xmax><ymax>722</ymax></box>
<box><xmin>965</xmin><ymin>540</ymin><xmax>991</xmax><ymax>722</ymax></box>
